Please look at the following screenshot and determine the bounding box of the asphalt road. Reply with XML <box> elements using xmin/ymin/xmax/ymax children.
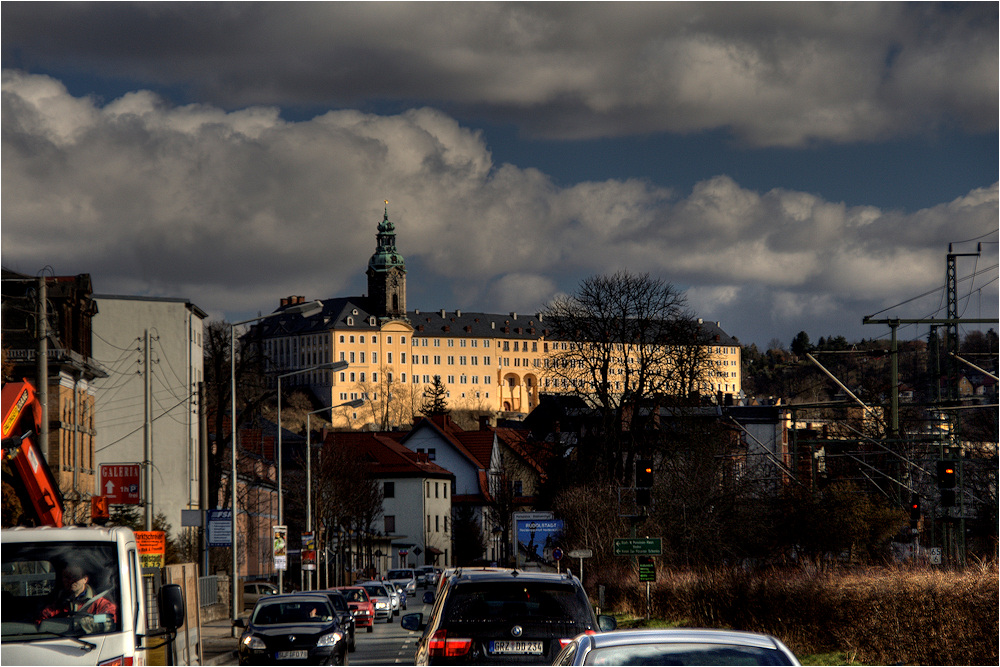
<box><xmin>351</xmin><ymin>593</ymin><xmax>430</xmax><ymax>665</ymax></box>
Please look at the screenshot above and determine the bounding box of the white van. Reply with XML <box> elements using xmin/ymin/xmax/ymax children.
<box><xmin>1</xmin><ymin>525</ymin><xmax>184</xmax><ymax>665</ymax></box>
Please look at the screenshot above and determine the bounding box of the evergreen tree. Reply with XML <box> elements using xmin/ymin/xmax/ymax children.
<box><xmin>420</xmin><ymin>375</ymin><xmax>449</xmax><ymax>417</ymax></box>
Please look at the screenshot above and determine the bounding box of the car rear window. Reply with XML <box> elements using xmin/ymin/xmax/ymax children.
<box><xmin>445</xmin><ymin>581</ymin><xmax>590</xmax><ymax>623</ymax></box>
<box><xmin>584</xmin><ymin>643</ymin><xmax>794</xmax><ymax>666</ymax></box>
<box><xmin>387</xmin><ymin>569</ymin><xmax>412</xmax><ymax>578</ymax></box>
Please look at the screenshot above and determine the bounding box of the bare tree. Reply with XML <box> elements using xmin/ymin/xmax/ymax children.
<box><xmin>542</xmin><ymin>270</ymin><xmax>713</xmax><ymax>480</ymax></box>
<box><xmin>314</xmin><ymin>435</ymin><xmax>383</xmax><ymax>577</ymax></box>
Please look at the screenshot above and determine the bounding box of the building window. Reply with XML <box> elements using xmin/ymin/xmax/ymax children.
<box><xmin>400</xmin><ymin>336</ymin><xmax>406</xmax><ymax>344</ymax></box>
<box><xmin>339</xmin><ymin>335</ymin><xmax>345</xmax><ymax>343</ymax></box>
<box><xmin>401</xmin><ymin>352</ymin><xmax>406</xmax><ymax>363</ymax></box>
<box><xmin>384</xmin><ymin>482</ymin><xmax>395</xmax><ymax>498</ymax></box>
<box><xmin>360</xmin><ymin>335</ymin><xmax>365</xmax><ymax>343</ymax></box>
<box><xmin>435</xmin><ymin>482</ymin><xmax>439</xmax><ymax>498</ymax></box>
<box><xmin>384</xmin><ymin>515</ymin><xmax>395</xmax><ymax>534</ymax></box>
<box><xmin>426</xmin><ymin>482</ymin><xmax>431</xmax><ymax>498</ymax></box>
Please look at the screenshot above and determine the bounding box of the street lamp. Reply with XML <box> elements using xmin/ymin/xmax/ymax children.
<box><xmin>276</xmin><ymin>360</ymin><xmax>349</xmax><ymax>593</ymax></box>
<box><xmin>304</xmin><ymin>398</ymin><xmax>364</xmax><ymax>590</ymax></box>
<box><xmin>229</xmin><ymin>299</ymin><xmax>323</xmax><ymax>629</ymax></box>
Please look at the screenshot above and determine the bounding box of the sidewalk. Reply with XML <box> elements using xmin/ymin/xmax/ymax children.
<box><xmin>200</xmin><ymin>618</ymin><xmax>239</xmax><ymax>666</ymax></box>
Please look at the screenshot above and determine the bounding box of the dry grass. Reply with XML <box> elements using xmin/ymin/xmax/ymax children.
<box><xmin>596</xmin><ymin>562</ymin><xmax>998</xmax><ymax>665</ymax></box>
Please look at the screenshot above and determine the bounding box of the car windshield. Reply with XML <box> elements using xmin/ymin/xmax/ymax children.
<box><xmin>387</xmin><ymin>570</ymin><xmax>411</xmax><ymax>578</ymax></box>
<box><xmin>446</xmin><ymin>581</ymin><xmax>590</xmax><ymax>622</ymax></box>
<box><xmin>252</xmin><ymin>600</ymin><xmax>333</xmax><ymax>625</ymax></box>
<box><xmin>584</xmin><ymin>643</ymin><xmax>794</xmax><ymax>666</ymax></box>
<box><xmin>342</xmin><ymin>588</ymin><xmax>368</xmax><ymax>603</ymax></box>
<box><xmin>326</xmin><ymin>594</ymin><xmax>348</xmax><ymax>611</ymax></box>
<box><xmin>1</xmin><ymin>541</ymin><xmax>122</xmax><ymax>640</ymax></box>
<box><xmin>363</xmin><ymin>585</ymin><xmax>388</xmax><ymax>597</ymax></box>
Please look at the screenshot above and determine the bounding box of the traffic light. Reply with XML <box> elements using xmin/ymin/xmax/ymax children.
<box><xmin>908</xmin><ymin>495</ymin><xmax>920</xmax><ymax>526</ymax></box>
<box><xmin>635</xmin><ymin>460</ymin><xmax>654</xmax><ymax>507</ymax></box>
<box><xmin>936</xmin><ymin>460</ymin><xmax>957</xmax><ymax>489</ymax></box>
<box><xmin>91</xmin><ymin>495</ymin><xmax>109</xmax><ymax>524</ymax></box>
<box><xmin>636</xmin><ymin>460</ymin><xmax>654</xmax><ymax>488</ymax></box>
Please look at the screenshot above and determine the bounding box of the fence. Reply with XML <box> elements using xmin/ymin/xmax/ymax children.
<box><xmin>199</xmin><ymin>574</ymin><xmax>221</xmax><ymax>607</ymax></box>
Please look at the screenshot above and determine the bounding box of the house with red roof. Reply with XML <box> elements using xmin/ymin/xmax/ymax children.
<box><xmin>398</xmin><ymin>414</ymin><xmax>552</xmax><ymax>566</ymax></box>
<box><xmin>320</xmin><ymin>430</ymin><xmax>455</xmax><ymax>573</ymax></box>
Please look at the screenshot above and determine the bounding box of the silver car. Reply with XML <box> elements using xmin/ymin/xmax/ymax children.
<box><xmin>359</xmin><ymin>582</ymin><xmax>395</xmax><ymax>623</ymax></box>
<box><xmin>385</xmin><ymin>568</ymin><xmax>418</xmax><ymax>597</ymax></box>
<box><xmin>554</xmin><ymin>628</ymin><xmax>801</xmax><ymax>665</ymax></box>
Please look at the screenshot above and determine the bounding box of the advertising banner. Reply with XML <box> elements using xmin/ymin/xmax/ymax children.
<box><xmin>274</xmin><ymin>525</ymin><xmax>288</xmax><ymax>571</ymax></box>
<box><xmin>136</xmin><ymin>530</ymin><xmax>166</xmax><ymax>568</ymax></box>
<box><xmin>515</xmin><ymin>519</ymin><xmax>564</xmax><ymax>566</ymax></box>
<box><xmin>302</xmin><ymin>532</ymin><xmax>316</xmax><ymax>571</ymax></box>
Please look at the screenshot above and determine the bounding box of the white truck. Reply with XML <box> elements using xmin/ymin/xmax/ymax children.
<box><xmin>1</xmin><ymin>525</ymin><xmax>185</xmax><ymax>665</ymax></box>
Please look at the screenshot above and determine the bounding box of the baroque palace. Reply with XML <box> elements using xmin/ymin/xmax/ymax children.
<box><xmin>254</xmin><ymin>205</ymin><xmax>742</xmax><ymax>428</ymax></box>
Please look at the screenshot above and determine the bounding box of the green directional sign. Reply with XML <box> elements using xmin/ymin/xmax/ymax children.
<box><xmin>638</xmin><ymin>556</ymin><xmax>656</xmax><ymax>582</ymax></box>
<box><xmin>613</xmin><ymin>537</ymin><xmax>662</xmax><ymax>556</ymax></box>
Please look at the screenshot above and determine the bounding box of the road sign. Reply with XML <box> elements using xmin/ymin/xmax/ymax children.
<box><xmin>930</xmin><ymin>547</ymin><xmax>942</xmax><ymax>565</ymax></box>
<box><xmin>207</xmin><ymin>509</ymin><xmax>232</xmax><ymax>547</ymax></box>
<box><xmin>568</xmin><ymin>549</ymin><xmax>593</xmax><ymax>559</ymax></box>
<box><xmin>552</xmin><ymin>547</ymin><xmax>564</xmax><ymax>561</ymax></box>
<box><xmin>100</xmin><ymin>463</ymin><xmax>141</xmax><ymax>504</ymax></box>
<box><xmin>613</xmin><ymin>537</ymin><xmax>662</xmax><ymax>556</ymax></box>
<box><xmin>638</xmin><ymin>556</ymin><xmax>656</xmax><ymax>582</ymax></box>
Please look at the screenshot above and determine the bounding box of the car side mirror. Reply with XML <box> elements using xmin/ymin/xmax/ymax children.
<box><xmin>158</xmin><ymin>584</ymin><xmax>185</xmax><ymax>631</ymax></box>
<box><xmin>597</xmin><ymin>614</ymin><xmax>617</xmax><ymax>632</ymax></box>
<box><xmin>400</xmin><ymin>612</ymin><xmax>424</xmax><ymax>632</ymax></box>
<box><xmin>233</xmin><ymin>618</ymin><xmax>246</xmax><ymax>629</ymax></box>
<box><xmin>422</xmin><ymin>591</ymin><xmax>435</xmax><ymax>604</ymax></box>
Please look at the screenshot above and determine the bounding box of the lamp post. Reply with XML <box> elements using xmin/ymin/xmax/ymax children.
<box><xmin>229</xmin><ymin>299</ymin><xmax>323</xmax><ymax>629</ymax></box>
<box><xmin>276</xmin><ymin>360</ymin><xmax>349</xmax><ymax>593</ymax></box>
<box><xmin>305</xmin><ymin>398</ymin><xmax>364</xmax><ymax>591</ymax></box>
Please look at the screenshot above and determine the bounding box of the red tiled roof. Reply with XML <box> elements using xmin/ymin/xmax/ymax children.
<box><xmin>321</xmin><ymin>431</ymin><xmax>453</xmax><ymax>478</ymax></box>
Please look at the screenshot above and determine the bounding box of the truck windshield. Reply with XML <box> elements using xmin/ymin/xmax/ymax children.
<box><xmin>2</xmin><ymin>542</ymin><xmax>122</xmax><ymax>640</ymax></box>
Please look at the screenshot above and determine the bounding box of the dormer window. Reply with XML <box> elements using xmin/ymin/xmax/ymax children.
<box><xmin>347</xmin><ymin>317</ymin><xmax>354</xmax><ymax>326</ymax></box>
<box><xmin>370</xmin><ymin>316</ymin><xmax>377</xmax><ymax>326</ymax></box>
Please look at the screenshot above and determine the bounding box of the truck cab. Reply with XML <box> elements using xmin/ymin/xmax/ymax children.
<box><xmin>1</xmin><ymin>525</ymin><xmax>184</xmax><ymax>665</ymax></box>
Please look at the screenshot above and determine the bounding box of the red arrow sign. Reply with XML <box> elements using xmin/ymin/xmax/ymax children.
<box><xmin>100</xmin><ymin>464</ymin><xmax>141</xmax><ymax>504</ymax></box>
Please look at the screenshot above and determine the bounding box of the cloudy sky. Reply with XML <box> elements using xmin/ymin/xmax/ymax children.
<box><xmin>2</xmin><ymin>2</ymin><xmax>997</xmax><ymax>349</ymax></box>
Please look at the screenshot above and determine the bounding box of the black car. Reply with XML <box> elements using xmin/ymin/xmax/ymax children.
<box><xmin>235</xmin><ymin>594</ymin><xmax>349</xmax><ymax>665</ymax></box>
<box><xmin>305</xmin><ymin>590</ymin><xmax>356</xmax><ymax>652</ymax></box>
<box><xmin>400</xmin><ymin>568</ymin><xmax>616</xmax><ymax>665</ymax></box>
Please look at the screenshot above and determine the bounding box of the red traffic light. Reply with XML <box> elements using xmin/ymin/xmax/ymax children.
<box><xmin>936</xmin><ymin>460</ymin><xmax>957</xmax><ymax>489</ymax></box>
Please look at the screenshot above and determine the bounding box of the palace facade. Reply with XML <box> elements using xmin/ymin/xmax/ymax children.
<box><xmin>254</xmin><ymin>206</ymin><xmax>742</xmax><ymax>428</ymax></box>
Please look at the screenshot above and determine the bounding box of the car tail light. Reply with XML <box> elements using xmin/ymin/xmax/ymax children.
<box><xmin>428</xmin><ymin>629</ymin><xmax>472</xmax><ymax>657</ymax></box>
<box><xmin>98</xmin><ymin>658</ymin><xmax>133</xmax><ymax>666</ymax></box>
<box><xmin>560</xmin><ymin>629</ymin><xmax>596</xmax><ymax>648</ymax></box>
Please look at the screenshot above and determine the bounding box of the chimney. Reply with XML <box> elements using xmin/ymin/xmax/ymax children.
<box><xmin>536</xmin><ymin>313</ymin><xmax>543</xmax><ymax>321</ymax></box>
<box><xmin>281</xmin><ymin>297</ymin><xmax>290</xmax><ymax>307</ymax></box>
<box><xmin>511</xmin><ymin>312</ymin><xmax>518</xmax><ymax>320</ymax></box>
<box><xmin>440</xmin><ymin>309</ymin><xmax>446</xmax><ymax>317</ymax></box>
<box><xmin>456</xmin><ymin>310</ymin><xmax>462</xmax><ymax>317</ymax></box>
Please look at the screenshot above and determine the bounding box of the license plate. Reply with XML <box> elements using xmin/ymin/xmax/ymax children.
<box><xmin>490</xmin><ymin>640</ymin><xmax>544</xmax><ymax>655</ymax></box>
<box><xmin>276</xmin><ymin>650</ymin><xmax>308</xmax><ymax>659</ymax></box>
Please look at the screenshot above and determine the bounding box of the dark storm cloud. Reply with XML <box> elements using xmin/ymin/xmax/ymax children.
<box><xmin>3</xmin><ymin>71</ymin><xmax>997</xmax><ymax>347</ymax></box>
<box><xmin>3</xmin><ymin>2</ymin><xmax>996</xmax><ymax>146</ymax></box>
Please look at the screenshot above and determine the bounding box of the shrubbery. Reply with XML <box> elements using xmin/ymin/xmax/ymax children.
<box><xmin>596</xmin><ymin>563</ymin><xmax>998</xmax><ymax>665</ymax></box>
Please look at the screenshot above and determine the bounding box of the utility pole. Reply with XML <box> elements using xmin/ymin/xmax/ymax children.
<box><xmin>36</xmin><ymin>276</ymin><xmax>48</xmax><ymax>464</ymax></box>
<box><xmin>144</xmin><ymin>329</ymin><xmax>152</xmax><ymax>531</ymax></box>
